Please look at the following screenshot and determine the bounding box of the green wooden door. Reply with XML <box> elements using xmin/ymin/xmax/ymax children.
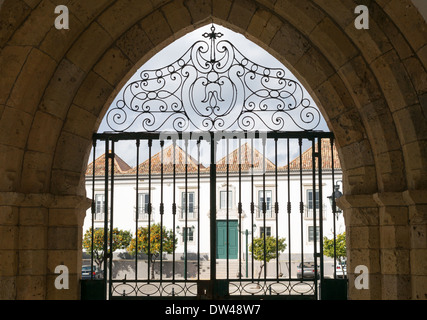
<box><xmin>216</xmin><ymin>220</ymin><xmax>238</xmax><ymax>259</ymax></box>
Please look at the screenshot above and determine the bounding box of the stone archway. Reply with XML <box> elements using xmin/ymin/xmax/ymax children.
<box><xmin>0</xmin><ymin>0</ymin><xmax>426</xmax><ymax>300</ymax></box>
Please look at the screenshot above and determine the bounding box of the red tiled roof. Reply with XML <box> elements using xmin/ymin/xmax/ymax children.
<box><xmin>216</xmin><ymin>142</ymin><xmax>276</xmax><ymax>172</ymax></box>
<box><xmin>86</xmin><ymin>139</ymin><xmax>341</xmax><ymax>176</ymax></box>
<box><xmin>126</xmin><ymin>143</ymin><xmax>205</xmax><ymax>175</ymax></box>
<box><xmin>281</xmin><ymin>139</ymin><xmax>341</xmax><ymax>171</ymax></box>
<box><xmin>86</xmin><ymin>152</ymin><xmax>132</xmax><ymax>176</ymax></box>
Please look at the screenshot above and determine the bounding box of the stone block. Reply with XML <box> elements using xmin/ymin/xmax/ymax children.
<box><xmin>370</xmin><ymin>50</ymin><xmax>418</xmax><ymax>113</ymax></box>
<box><xmin>116</xmin><ymin>23</ymin><xmax>154</xmax><ymax>65</ymax></box>
<box><xmin>20</xmin><ymin>151</ymin><xmax>54</xmax><ymax>194</ymax></box>
<box><xmin>228</xmin><ymin>0</ymin><xmax>257</xmax><ymax>31</ymax></box>
<box><xmin>18</xmin><ymin>249</ymin><xmax>47</xmax><ymax>276</ymax></box>
<box><xmin>294</xmin><ymin>46</ymin><xmax>335</xmax><ymax>90</ymax></box>
<box><xmin>0</xmin><ymin>46</ymin><xmax>32</xmax><ymax>105</ymax></box>
<box><xmin>270</xmin><ymin>21</ymin><xmax>311</xmax><ymax>66</ymax></box>
<box><xmin>412</xmin><ymin>275</ymin><xmax>427</xmax><ymax>300</ymax></box>
<box><xmin>212</xmin><ymin>0</ymin><xmax>232</xmax><ymax>21</ymax></box>
<box><xmin>0</xmin><ymin>249</ymin><xmax>18</xmax><ymax>277</ymax></box>
<box><xmin>52</xmin><ymin>132</ymin><xmax>91</xmax><ymax>173</ymax></box>
<box><xmin>19</xmin><ymin>207</ymin><xmax>48</xmax><ymax>226</ymax></box>
<box><xmin>63</xmin><ymin>104</ymin><xmax>97</xmax><ymax>139</ymax></box>
<box><xmin>18</xmin><ymin>226</ymin><xmax>47</xmax><ymax>250</ymax></box>
<box><xmin>140</xmin><ymin>10</ymin><xmax>173</xmax><ymax>47</ymax></box>
<box><xmin>0</xmin><ymin>205</ymin><xmax>19</xmax><ymax>225</ymax></box>
<box><xmin>39</xmin><ymin>13</ymin><xmax>83</xmax><ymax>62</ymax></box>
<box><xmin>50</xmin><ymin>169</ymin><xmax>85</xmax><ymax>196</ymax></box>
<box><xmin>310</xmin><ymin>17</ymin><xmax>358</xmax><ymax>69</ymax></box>
<box><xmin>161</xmin><ymin>0</ymin><xmax>192</xmax><ymax>34</ymax></box>
<box><xmin>93</xmin><ymin>46</ymin><xmax>134</xmax><ymax>87</ymax></box>
<box><xmin>48</xmin><ymin>227</ymin><xmax>79</xmax><ymax>250</ymax></box>
<box><xmin>6</xmin><ymin>48</ymin><xmax>57</xmax><ymax>115</ymax></box>
<box><xmin>0</xmin><ymin>276</ymin><xmax>16</xmax><ymax>299</ymax></box>
<box><xmin>39</xmin><ymin>58</ymin><xmax>86</xmax><ymax>121</ymax></box>
<box><xmin>72</xmin><ymin>71</ymin><xmax>114</xmax><ymax>117</ymax></box>
<box><xmin>0</xmin><ymin>226</ymin><xmax>18</xmax><ymax>250</ymax></box>
<box><xmin>338</xmin><ymin>55</ymin><xmax>382</xmax><ymax>108</ymax></box>
<box><xmin>66</xmin><ymin>22</ymin><xmax>113</xmax><ymax>73</ymax></box>
<box><xmin>0</xmin><ymin>106</ymin><xmax>33</xmax><ymax>149</ymax></box>
<box><xmin>0</xmin><ymin>145</ymin><xmax>24</xmax><ymax>192</ymax></box>
<box><xmin>97</xmin><ymin>0</ymin><xmax>153</xmax><ymax>39</ymax></box>
<box><xmin>26</xmin><ymin>111</ymin><xmax>64</xmax><ymax>154</ymax></box>
<box><xmin>274</xmin><ymin>0</ymin><xmax>325</xmax><ymax>36</ymax></box>
<box><xmin>16</xmin><ymin>275</ymin><xmax>45</xmax><ymax>299</ymax></box>
<box><xmin>185</xmin><ymin>0</ymin><xmax>211</xmax><ymax>25</ymax></box>
<box><xmin>7</xmin><ymin>0</ymin><xmax>54</xmax><ymax>47</ymax></box>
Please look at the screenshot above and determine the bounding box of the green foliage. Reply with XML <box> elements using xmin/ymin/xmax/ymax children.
<box><xmin>82</xmin><ymin>228</ymin><xmax>132</xmax><ymax>268</ymax></box>
<box><xmin>127</xmin><ymin>223</ymin><xmax>177</xmax><ymax>279</ymax></box>
<box><xmin>323</xmin><ymin>232</ymin><xmax>346</xmax><ymax>263</ymax></box>
<box><xmin>250</xmin><ymin>236</ymin><xmax>286</xmax><ymax>281</ymax></box>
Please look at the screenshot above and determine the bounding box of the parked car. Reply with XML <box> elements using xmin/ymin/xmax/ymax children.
<box><xmin>335</xmin><ymin>261</ymin><xmax>347</xmax><ymax>279</ymax></box>
<box><xmin>81</xmin><ymin>265</ymin><xmax>103</xmax><ymax>280</ymax></box>
<box><xmin>296</xmin><ymin>262</ymin><xmax>319</xmax><ymax>279</ymax></box>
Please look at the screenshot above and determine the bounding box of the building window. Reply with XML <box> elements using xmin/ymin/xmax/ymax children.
<box><xmin>137</xmin><ymin>193</ymin><xmax>150</xmax><ymax>220</ymax></box>
<box><xmin>94</xmin><ymin>194</ymin><xmax>105</xmax><ymax>221</ymax></box>
<box><xmin>259</xmin><ymin>226</ymin><xmax>271</xmax><ymax>237</ymax></box>
<box><xmin>181</xmin><ymin>227</ymin><xmax>194</xmax><ymax>242</ymax></box>
<box><xmin>181</xmin><ymin>192</ymin><xmax>195</xmax><ymax>219</ymax></box>
<box><xmin>308</xmin><ymin>226</ymin><xmax>320</xmax><ymax>242</ymax></box>
<box><xmin>220</xmin><ymin>190</ymin><xmax>233</xmax><ymax>209</ymax></box>
<box><xmin>307</xmin><ymin>189</ymin><xmax>320</xmax><ymax>210</ymax></box>
<box><xmin>257</xmin><ymin>190</ymin><xmax>273</xmax><ymax>218</ymax></box>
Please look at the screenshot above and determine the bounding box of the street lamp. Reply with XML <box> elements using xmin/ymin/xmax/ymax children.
<box><xmin>328</xmin><ymin>181</ymin><xmax>343</xmax><ymax>220</ymax></box>
<box><xmin>239</xmin><ymin>224</ymin><xmax>257</xmax><ymax>278</ymax></box>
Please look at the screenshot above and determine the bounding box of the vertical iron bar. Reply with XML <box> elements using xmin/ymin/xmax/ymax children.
<box><xmin>135</xmin><ymin>139</ymin><xmax>140</xmax><ymax>284</ymax></box>
<box><xmin>299</xmin><ymin>138</ymin><xmax>304</xmax><ymax>281</ymax></box>
<box><xmin>226</xmin><ymin>137</ymin><xmax>229</xmax><ymax>280</ymax></box>
<box><xmin>172</xmin><ymin>139</ymin><xmax>177</xmax><ymax>283</ymax></box>
<box><xmin>197</xmin><ymin>138</ymin><xmax>201</xmax><ymax>281</ymax></box>
<box><xmin>103</xmin><ymin>139</ymin><xmax>109</xmax><ymax>299</ymax></box>
<box><xmin>275</xmin><ymin>138</ymin><xmax>279</xmax><ymax>281</ymax></box>
<box><xmin>331</xmin><ymin>138</ymin><xmax>337</xmax><ymax>280</ymax></box>
<box><xmin>160</xmin><ymin>140</ymin><xmax>165</xmax><ymax>282</ymax></box>
<box><xmin>318</xmin><ymin>138</ymin><xmax>324</xmax><ymax>295</ymax></box>
<box><xmin>147</xmin><ymin>139</ymin><xmax>152</xmax><ymax>283</ymax></box>
<box><xmin>312</xmin><ymin>138</ymin><xmax>318</xmax><ymax>298</ymax></box>
<box><xmin>108</xmin><ymin>141</ymin><xmax>115</xmax><ymax>299</ymax></box>
<box><xmin>287</xmin><ymin>138</ymin><xmax>291</xmax><ymax>286</ymax></box>
<box><xmin>238</xmin><ymin>137</ymin><xmax>242</xmax><ymax>281</ymax></box>
<box><xmin>184</xmin><ymin>138</ymin><xmax>188</xmax><ymax>281</ymax></box>
<box><xmin>210</xmin><ymin>132</ymin><xmax>217</xmax><ymax>294</ymax></box>
<box><xmin>91</xmin><ymin>139</ymin><xmax>96</xmax><ymax>280</ymax></box>
<box><xmin>262</xmin><ymin>137</ymin><xmax>267</xmax><ymax>281</ymax></box>
<box><xmin>250</xmin><ymin>137</ymin><xmax>254</xmax><ymax>281</ymax></box>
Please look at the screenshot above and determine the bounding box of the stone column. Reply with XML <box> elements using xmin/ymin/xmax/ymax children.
<box><xmin>403</xmin><ymin>190</ymin><xmax>427</xmax><ymax>300</ymax></box>
<box><xmin>0</xmin><ymin>192</ymin><xmax>90</xmax><ymax>299</ymax></box>
<box><xmin>337</xmin><ymin>194</ymin><xmax>382</xmax><ymax>299</ymax></box>
<box><xmin>374</xmin><ymin>192</ymin><xmax>411</xmax><ymax>300</ymax></box>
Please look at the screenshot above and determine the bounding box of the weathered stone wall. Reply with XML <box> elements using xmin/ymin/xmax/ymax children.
<box><xmin>0</xmin><ymin>0</ymin><xmax>426</xmax><ymax>299</ymax></box>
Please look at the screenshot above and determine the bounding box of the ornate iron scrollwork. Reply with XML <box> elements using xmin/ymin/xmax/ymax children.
<box><xmin>106</xmin><ymin>25</ymin><xmax>321</xmax><ymax>132</ymax></box>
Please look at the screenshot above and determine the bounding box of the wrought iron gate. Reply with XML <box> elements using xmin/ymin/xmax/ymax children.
<box><xmin>83</xmin><ymin>24</ymin><xmax>345</xmax><ymax>300</ymax></box>
<box><xmin>87</xmin><ymin>131</ymin><xmax>342</xmax><ymax>300</ymax></box>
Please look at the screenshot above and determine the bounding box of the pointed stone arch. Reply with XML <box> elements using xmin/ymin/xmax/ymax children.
<box><xmin>0</xmin><ymin>0</ymin><xmax>426</xmax><ymax>299</ymax></box>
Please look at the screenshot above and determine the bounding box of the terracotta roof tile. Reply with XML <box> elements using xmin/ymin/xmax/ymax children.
<box><xmin>86</xmin><ymin>138</ymin><xmax>340</xmax><ymax>176</ymax></box>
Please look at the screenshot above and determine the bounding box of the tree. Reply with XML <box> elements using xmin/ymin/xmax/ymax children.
<box><xmin>83</xmin><ymin>228</ymin><xmax>132</xmax><ymax>268</ymax></box>
<box><xmin>323</xmin><ymin>232</ymin><xmax>347</xmax><ymax>276</ymax></box>
<box><xmin>127</xmin><ymin>224</ymin><xmax>177</xmax><ymax>279</ymax></box>
<box><xmin>250</xmin><ymin>236</ymin><xmax>287</xmax><ymax>283</ymax></box>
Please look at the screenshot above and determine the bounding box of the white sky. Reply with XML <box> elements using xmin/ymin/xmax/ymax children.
<box><xmin>92</xmin><ymin>24</ymin><xmax>330</xmax><ymax>168</ymax></box>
